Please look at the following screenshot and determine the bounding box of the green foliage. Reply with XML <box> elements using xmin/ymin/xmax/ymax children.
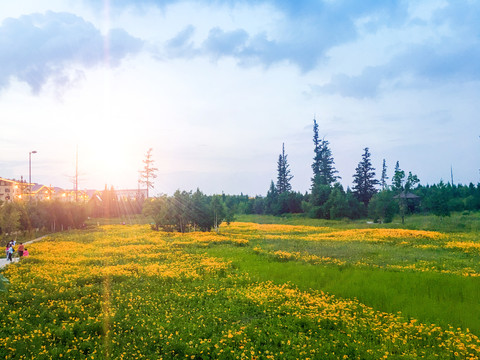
<box><xmin>380</xmin><ymin>159</ymin><xmax>388</xmax><ymax>190</ymax></box>
<box><xmin>307</xmin><ymin>183</ymin><xmax>363</xmax><ymax>220</ymax></box>
<box><xmin>368</xmin><ymin>190</ymin><xmax>398</xmax><ymax>223</ymax></box>
<box><xmin>391</xmin><ymin>161</ymin><xmax>405</xmax><ymax>192</ymax></box>
<box><xmin>276</xmin><ymin>143</ymin><xmax>293</xmax><ymax>194</ymax></box>
<box><xmin>422</xmin><ymin>181</ymin><xmax>451</xmax><ymax>217</ymax></box>
<box><xmin>0</xmin><ymin>202</ymin><xmax>20</xmax><ymax>236</ymax></box>
<box><xmin>352</xmin><ymin>147</ymin><xmax>379</xmax><ymax>207</ymax></box>
<box><xmin>0</xmin><ymin>200</ymin><xmax>87</xmax><ymax>241</ymax></box>
<box><xmin>311</xmin><ymin>118</ymin><xmax>340</xmax><ymax>187</ymax></box>
<box><xmin>324</xmin><ymin>183</ymin><xmax>348</xmax><ymax>219</ymax></box>
<box><xmin>142</xmin><ymin>189</ymin><xmax>229</xmax><ymax>232</ymax></box>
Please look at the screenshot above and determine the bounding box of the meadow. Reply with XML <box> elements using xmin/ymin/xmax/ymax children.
<box><xmin>1</xmin><ymin>213</ymin><xmax>480</xmax><ymax>359</ymax></box>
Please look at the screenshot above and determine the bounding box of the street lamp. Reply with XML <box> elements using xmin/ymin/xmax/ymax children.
<box><xmin>29</xmin><ymin>150</ymin><xmax>37</xmax><ymax>201</ymax></box>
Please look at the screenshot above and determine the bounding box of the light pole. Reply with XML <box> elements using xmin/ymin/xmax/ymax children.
<box><xmin>29</xmin><ymin>150</ymin><xmax>37</xmax><ymax>201</ymax></box>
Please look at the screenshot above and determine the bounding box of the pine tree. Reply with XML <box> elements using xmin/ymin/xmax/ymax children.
<box><xmin>140</xmin><ymin>148</ymin><xmax>158</xmax><ymax>198</ymax></box>
<box><xmin>311</xmin><ymin>118</ymin><xmax>321</xmax><ymax>182</ymax></box>
<box><xmin>352</xmin><ymin>147</ymin><xmax>379</xmax><ymax>206</ymax></box>
<box><xmin>265</xmin><ymin>180</ymin><xmax>279</xmax><ymax>214</ymax></box>
<box><xmin>276</xmin><ymin>143</ymin><xmax>293</xmax><ymax>194</ymax></box>
<box><xmin>380</xmin><ymin>159</ymin><xmax>388</xmax><ymax>190</ymax></box>
<box><xmin>311</xmin><ymin>118</ymin><xmax>339</xmax><ymax>187</ymax></box>
<box><xmin>391</xmin><ymin>161</ymin><xmax>405</xmax><ymax>192</ymax></box>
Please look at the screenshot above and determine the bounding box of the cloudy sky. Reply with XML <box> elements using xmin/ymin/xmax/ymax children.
<box><xmin>1</xmin><ymin>0</ymin><xmax>479</xmax><ymax>196</ymax></box>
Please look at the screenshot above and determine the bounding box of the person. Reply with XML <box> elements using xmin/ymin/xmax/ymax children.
<box><xmin>7</xmin><ymin>245</ymin><xmax>13</xmax><ymax>262</ymax></box>
<box><xmin>17</xmin><ymin>243</ymin><xmax>25</xmax><ymax>258</ymax></box>
<box><xmin>23</xmin><ymin>248</ymin><xmax>29</xmax><ymax>257</ymax></box>
<box><xmin>5</xmin><ymin>244</ymin><xmax>9</xmax><ymax>260</ymax></box>
<box><xmin>9</xmin><ymin>241</ymin><xmax>15</xmax><ymax>259</ymax></box>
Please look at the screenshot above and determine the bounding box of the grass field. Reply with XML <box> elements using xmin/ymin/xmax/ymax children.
<box><xmin>1</xmin><ymin>214</ymin><xmax>480</xmax><ymax>359</ymax></box>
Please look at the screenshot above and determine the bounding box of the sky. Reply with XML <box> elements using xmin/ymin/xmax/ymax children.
<box><xmin>1</xmin><ymin>0</ymin><xmax>479</xmax><ymax>196</ymax></box>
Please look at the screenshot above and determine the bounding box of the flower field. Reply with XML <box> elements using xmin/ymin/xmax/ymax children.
<box><xmin>1</xmin><ymin>222</ymin><xmax>480</xmax><ymax>359</ymax></box>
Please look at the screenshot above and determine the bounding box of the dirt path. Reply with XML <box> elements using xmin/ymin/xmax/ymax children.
<box><xmin>0</xmin><ymin>235</ymin><xmax>48</xmax><ymax>269</ymax></box>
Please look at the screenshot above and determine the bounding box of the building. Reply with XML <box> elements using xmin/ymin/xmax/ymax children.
<box><xmin>114</xmin><ymin>188</ymin><xmax>148</xmax><ymax>201</ymax></box>
<box><xmin>0</xmin><ymin>176</ymin><xmax>147</xmax><ymax>203</ymax></box>
<box><xmin>0</xmin><ymin>177</ymin><xmax>22</xmax><ymax>202</ymax></box>
<box><xmin>31</xmin><ymin>184</ymin><xmax>54</xmax><ymax>201</ymax></box>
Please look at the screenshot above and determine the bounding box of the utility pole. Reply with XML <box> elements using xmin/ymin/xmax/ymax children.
<box><xmin>75</xmin><ymin>145</ymin><xmax>78</xmax><ymax>202</ymax></box>
<box><xmin>450</xmin><ymin>165</ymin><xmax>454</xmax><ymax>186</ymax></box>
<box><xmin>29</xmin><ymin>150</ymin><xmax>37</xmax><ymax>202</ymax></box>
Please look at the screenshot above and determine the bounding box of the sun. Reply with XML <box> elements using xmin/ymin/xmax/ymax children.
<box><xmin>77</xmin><ymin>138</ymin><xmax>143</xmax><ymax>190</ymax></box>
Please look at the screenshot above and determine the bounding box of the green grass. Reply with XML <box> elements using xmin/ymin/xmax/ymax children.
<box><xmin>205</xmin><ymin>245</ymin><xmax>480</xmax><ymax>334</ymax></box>
<box><xmin>235</xmin><ymin>211</ymin><xmax>480</xmax><ymax>233</ymax></box>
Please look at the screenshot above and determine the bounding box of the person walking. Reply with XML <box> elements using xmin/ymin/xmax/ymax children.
<box><xmin>6</xmin><ymin>245</ymin><xmax>13</xmax><ymax>262</ymax></box>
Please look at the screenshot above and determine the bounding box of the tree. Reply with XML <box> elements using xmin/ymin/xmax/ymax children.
<box><xmin>368</xmin><ymin>190</ymin><xmax>398</xmax><ymax>223</ymax></box>
<box><xmin>210</xmin><ymin>195</ymin><xmax>226</xmax><ymax>232</ymax></box>
<box><xmin>276</xmin><ymin>143</ymin><xmax>293</xmax><ymax>194</ymax></box>
<box><xmin>311</xmin><ymin>117</ymin><xmax>321</xmax><ymax>182</ymax></box>
<box><xmin>265</xmin><ymin>181</ymin><xmax>279</xmax><ymax>215</ymax></box>
<box><xmin>307</xmin><ymin>183</ymin><xmax>331</xmax><ymax>218</ymax></box>
<box><xmin>391</xmin><ymin>162</ymin><xmax>420</xmax><ymax>223</ymax></box>
<box><xmin>427</xmin><ymin>181</ymin><xmax>450</xmax><ymax>217</ymax></box>
<box><xmin>380</xmin><ymin>159</ymin><xmax>388</xmax><ymax>190</ymax></box>
<box><xmin>405</xmin><ymin>171</ymin><xmax>420</xmax><ymax>192</ymax></box>
<box><xmin>352</xmin><ymin>147</ymin><xmax>379</xmax><ymax>208</ymax></box>
<box><xmin>311</xmin><ymin>123</ymin><xmax>339</xmax><ymax>187</ymax></box>
<box><xmin>391</xmin><ymin>161</ymin><xmax>405</xmax><ymax>192</ymax></box>
<box><xmin>324</xmin><ymin>183</ymin><xmax>349</xmax><ymax>219</ymax></box>
<box><xmin>142</xmin><ymin>190</ymin><xmax>226</xmax><ymax>233</ymax></box>
<box><xmin>0</xmin><ymin>202</ymin><xmax>20</xmax><ymax>237</ymax></box>
<box><xmin>140</xmin><ymin>148</ymin><xmax>158</xmax><ymax>198</ymax></box>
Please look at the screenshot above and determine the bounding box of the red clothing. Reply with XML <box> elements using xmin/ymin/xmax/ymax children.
<box><xmin>18</xmin><ymin>244</ymin><xmax>25</xmax><ymax>252</ymax></box>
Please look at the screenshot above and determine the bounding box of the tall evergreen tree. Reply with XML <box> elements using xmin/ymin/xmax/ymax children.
<box><xmin>352</xmin><ymin>147</ymin><xmax>379</xmax><ymax>206</ymax></box>
<box><xmin>265</xmin><ymin>180</ymin><xmax>278</xmax><ymax>214</ymax></box>
<box><xmin>276</xmin><ymin>143</ymin><xmax>293</xmax><ymax>194</ymax></box>
<box><xmin>380</xmin><ymin>159</ymin><xmax>388</xmax><ymax>190</ymax></box>
<box><xmin>392</xmin><ymin>161</ymin><xmax>405</xmax><ymax>192</ymax></box>
<box><xmin>311</xmin><ymin>117</ymin><xmax>321</xmax><ymax>182</ymax></box>
<box><xmin>311</xmin><ymin>118</ymin><xmax>340</xmax><ymax>187</ymax></box>
<box><xmin>405</xmin><ymin>172</ymin><xmax>420</xmax><ymax>192</ymax></box>
<box><xmin>140</xmin><ymin>148</ymin><xmax>158</xmax><ymax>198</ymax></box>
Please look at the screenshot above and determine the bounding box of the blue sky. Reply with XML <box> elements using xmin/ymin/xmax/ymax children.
<box><xmin>1</xmin><ymin>0</ymin><xmax>479</xmax><ymax>195</ymax></box>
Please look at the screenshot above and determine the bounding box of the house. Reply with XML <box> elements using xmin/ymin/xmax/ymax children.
<box><xmin>114</xmin><ymin>188</ymin><xmax>148</xmax><ymax>201</ymax></box>
<box><xmin>31</xmin><ymin>184</ymin><xmax>54</xmax><ymax>201</ymax></box>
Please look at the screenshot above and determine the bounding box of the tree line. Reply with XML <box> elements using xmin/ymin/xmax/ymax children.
<box><xmin>219</xmin><ymin>118</ymin><xmax>480</xmax><ymax>222</ymax></box>
<box><xmin>0</xmin><ymin>201</ymin><xmax>88</xmax><ymax>240</ymax></box>
<box><xmin>0</xmin><ymin>186</ymin><xmax>146</xmax><ymax>242</ymax></box>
